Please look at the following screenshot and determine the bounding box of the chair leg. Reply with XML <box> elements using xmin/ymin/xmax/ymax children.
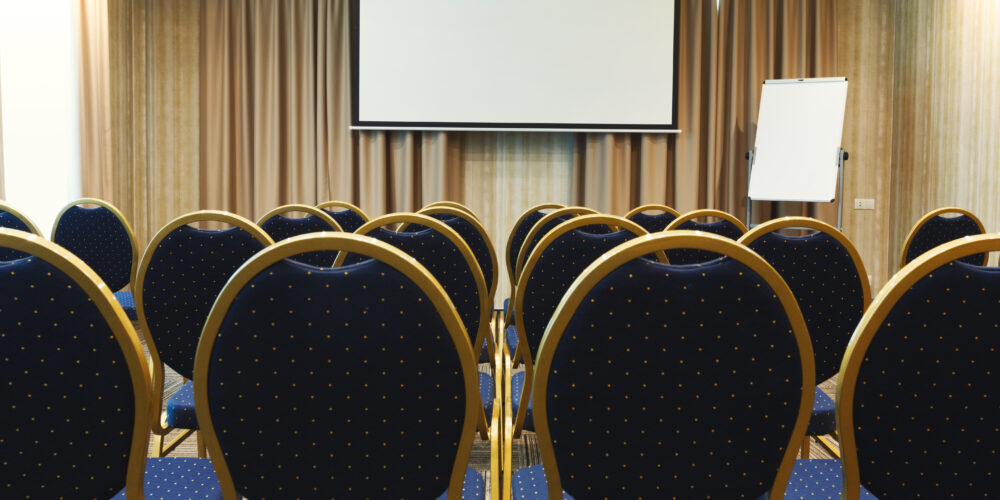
<box><xmin>800</xmin><ymin>438</ymin><xmax>811</xmax><ymax>458</ymax></box>
<box><xmin>196</xmin><ymin>431</ymin><xmax>207</xmax><ymax>458</ymax></box>
<box><xmin>152</xmin><ymin>433</ymin><xmax>165</xmax><ymax>458</ymax></box>
<box><xmin>816</xmin><ymin>434</ymin><xmax>841</xmax><ymax>458</ymax></box>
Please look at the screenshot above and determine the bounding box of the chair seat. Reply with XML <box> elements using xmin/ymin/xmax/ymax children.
<box><xmin>511</xmin><ymin>464</ymin><xmax>575</xmax><ymax>500</ymax></box>
<box><xmin>166</xmin><ymin>380</ymin><xmax>198</xmax><ymax>429</ymax></box>
<box><xmin>505</xmin><ymin>325</ymin><xmax>519</xmax><ymax>353</ymax></box>
<box><xmin>112</xmin><ymin>457</ymin><xmax>222</xmax><ymax>499</ymax></box>
<box><xmin>479</xmin><ymin>371</ymin><xmax>495</xmax><ymax>416</ymax></box>
<box><xmin>503</xmin><ymin>297</ymin><xmax>510</xmax><ymax>317</ymax></box>
<box><xmin>510</xmin><ymin>371</ymin><xmax>534</xmax><ymax>431</ymax></box>
<box><xmin>479</xmin><ymin>337</ymin><xmax>491</xmax><ymax>363</ymax></box>
<box><xmin>113</xmin><ymin>290</ymin><xmax>137</xmax><ymax>320</ymax></box>
<box><xmin>437</xmin><ymin>466</ymin><xmax>486</xmax><ymax>500</ymax></box>
<box><xmin>806</xmin><ymin>387</ymin><xmax>836</xmax><ymax>436</ymax></box>
<box><xmin>782</xmin><ymin>459</ymin><xmax>876</xmax><ymax>499</ymax></box>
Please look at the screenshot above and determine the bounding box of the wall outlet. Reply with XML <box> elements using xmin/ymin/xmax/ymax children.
<box><xmin>854</xmin><ymin>198</ymin><xmax>875</xmax><ymax>210</ymax></box>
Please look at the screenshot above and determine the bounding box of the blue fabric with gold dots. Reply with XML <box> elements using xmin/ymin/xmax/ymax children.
<box><xmin>541</xmin><ymin>256</ymin><xmax>805</xmax><ymax>498</ymax></box>
<box><xmin>142</xmin><ymin>225</ymin><xmax>268</xmax><ymax>381</ymax></box>
<box><xmin>807</xmin><ymin>388</ymin><xmax>836</xmax><ymax>436</ymax></box>
<box><xmin>628</xmin><ymin>211</ymin><xmax>678</xmax><ymax>233</ymax></box>
<box><xmin>852</xmin><ymin>259</ymin><xmax>1000</xmax><ymax>497</ymax></box>
<box><xmin>905</xmin><ymin>214</ymin><xmax>985</xmax><ymax>265</ymax></box>
<box><xmin>511</xmin><ymin>464</ymin><xmax>575</xmax><ymax>499</ymax></box>
<box><xmin>111</xmin><ymin>457</ymin><xmax>222</xmax><ymax>499</ymax></box>
<box><xmin>665</xmin><ymin>219</ymin><xmax>744</xmax><ymax>264</ymax></box>
<box><xmin>205</xmin><ymin>257</ymin><xmax>476</xmax><ymax>497</ymax></box>
<box><xmin>510</xmin><ymin>371</ymin><xmax>533</xmax><ymax>430</ymax></box>
<box><xmin>1</xmin><ymin>255</ymin><xmax>136</xmax><ymax>498</ymax></box>
<box><xmin>435</xmin><ymin>467</ymin><xmax>486</xmax><ymax>500</ymax></box>
<box><xmin>113</xmin><ymin>290</ymin><xmax>138</xmax><ymax>320</ymax></box>
<box><xmin>260</xmin><ymin>214</ymin><xmax>340</xmax><ymax>266</ymax></box>
<box><xmin>166</xmin><ymin>380</ymin><xmax>197</xmax><ymax>429</ymax></box>
<box><xmin>0</xmin><ymin>210</ymin><xmax>32</xmax><ymax>260</ymax></box>
<box><xmin>509</xmin><ymin>211</ymin><xmax>549</xmax><ymax>277</ymax></box>
<box><xmin>518</xmin><ymin>216</ymin><xmax>571</xmax><ymax>271</ymax></box>
<box><xmin>782</xmin><ymin>459</ymin><xmax>876</xmax><ymax>499</ymax></box>
<box><xmin>52</xmin><ymin>204</ymin><xmax>134</xmax><ymax>291</ymax></box>
<box><xmin>320</xmin><ymin>207</ymin><xmax>367</xmax><ymax>233</ymax></box>
<box><xmin>505</xmin><ymin>325</ymin><xmax>519</xmax><ymax>357</ymax></box>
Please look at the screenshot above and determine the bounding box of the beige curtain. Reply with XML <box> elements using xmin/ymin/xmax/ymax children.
<box><xmin>77</xmin><ymin>0</ymin><xmax>113</xmax><ymax>200</ymax></box>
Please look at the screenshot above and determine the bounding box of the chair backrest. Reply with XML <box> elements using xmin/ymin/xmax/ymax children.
<box><xmin>900</xmin><ymin>207</ymin><xmax>985</xmax><ymax>267</ymax></box>
<box><xmin>195</xmin><ymin>233</ymin><xmax>478</xmax><ymax>499</ymax></box>
<box><xmin>317</xmin><ymin>200</ymin><xmax>370</xmax><ymax>233</ymax></box>
<box><xmin>257</xmin><ymin>204</ymin><xmax>343</xmax><ymax>267</ymax></box>
<box><xmin>532</xmin><ymin>231</ymin><xmax>813</xmax><ymax>499</ymax></box>
<box><xmin>136</xmin><ymin>211</ymin><xmax>273</xmax><ymax>382</ymax></box>
<box><xmin>506</xmin><ymin>203</ymin><xmax>564</xmax><ymax>290</ymax></box>
<box><xmin>839</xmin><ymin>234</ymin><xmax>1000</xmax><ymax>499</ymax></box>
<box><xmin>0</xmin><ymin>229</ymin><xmax>151</xmax><ymax>498</ymax></box>
<box><xmin>740</xmin><ymin>217</ymin><xmax>871</xmax><ymax>382</ymax></box>
<box><xmin>51</xmin><ymin>198</ymin><xmax>138</xmax><ymax>291</ymax></box>
<box><xmin>336</xmin><ymin>214</ymin><xmax>490</xmax><ymax>365</ymax></box>
<box><xmin>417</xmin><ymin>205</ymin><xmax>499</xmax><ymax>302</ymax></box>
<box><xmin>514</xmin><ymin>206</ymin><xmax>599</xmax><ymax>285</ymax></box>
<box><xmin>624</xmin><ymin>203</ymin><xmax>680</xmax><ymax>233</ymax></box>
<box><xmin>664</xmin><ymin>208</ymin><xmax>748</xmax><ymax>264</ymax></box>
<box><xmin>424</xmin><ymin>200</ymin><xmax>481</xmax><ymax>222</ymax></box>
<box><xmin>0</xmin><ymin>201</ymin><xmax>42</xmax><ymax>261</ymax></box>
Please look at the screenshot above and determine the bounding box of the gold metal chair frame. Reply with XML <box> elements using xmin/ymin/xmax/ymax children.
<box><xmin>525</xmin><ymin>231</ymin><xmax>814</xmax><ymax>499</ymax></box>
<box><xmin>663</xmin><ymin>208</ymin><xmax>749</xmax><ymax>234</ymax></box>
<box><xmin>837</xmin><ymin>234</ymin><xmax>1000</xmax><ymax>500</ymax></box>
<box><xmin>504</xmin><ymin>203</ymin><xmax>564</xmax><ymax>297</ymax></box>
<box><xmin>898</xmin><ymin>206</ymin><xmax>985</xmax><ymax>269</ymax></box>
<box><xmin>508</xmin><ymin>214</ymin><xmax>663</xmax><ymax>438</ymax></box>
<box><xmin>0</xmin><ymin>229</ymin><xmax>154</xmax><ymax>498</ymax></box>
<box><xmin>316</xmin><ymin>200</ymin><xmax>371</xmax><ymax>226</ymax></box>
<box><xmin>194</xmin><ymin>232</ymin><xmax>482</xmax><ymax>500</ymax></box>
<box><xmin>52</xmin><ymin>197</ymin><xmax>140</xmax><ymax>289</ymax></box>
<box><xmin>134</xmin><ymin>210</ymin><xmax>274</xmax><ymax>458</ymax></box>
<box><xmin>336</xmin><ymin>213</ymin><xmax>494</xmax><ymax>439</ymax></box>
<box><xmin>256</xmin><ymin>203</ymin><xmax>344</xmax><ymax>232</ymax></box>
<box><xmin>739</xmin><ymin>216</ymin><xmax>872</xmax><ymax>458</ymax></box>
<box><xmin>0</xmin><ymin>200</ymin><xmax>43</xmax><ymax>236</ymax></box>
<box><xmin>424</xmin><ymin>200</ymin><xmax>481</xmax><ymax>222</ymax></box>
<box><xmin>623</xmin><ymin>203</ymin><xmax>681</xmax><ymax>222</ymax></box>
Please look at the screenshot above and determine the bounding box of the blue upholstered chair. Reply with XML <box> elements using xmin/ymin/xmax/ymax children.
<box><xmin>0</xmin><ymin>200</ymin><xmax>42</xmax><ymax>261</ymax></box>
<box><xmin>740</xmin><ymin>217</ymin><xmax>871</xmax><ymax>458</ymax></box>
<box><xmin>836</xmin><ymin>234</ymin><xmax>1000</xmax><ymax>499</ymax></box>
<box><xmin>510</xmin><ymin>231</ymin><xmax>815</xmax><ymax>499</ymax></box>
<box><xmin>417</xmin><ymin>205</ymin><xmax>500</xmax><ymax>362</ymax></box>
<box><xmin>663</xmin><ymin>208</ymin><xmax>748</xmax><ymax>264</ymax></box>
<box><xmin>316</xmin><ymin>200</ymin><xmax>370</xmax><ymax>233</ymax></box>
<box><xmin>510</xmin><ymin>215</ymin><xmax>664</xmax><ymax>437</ymax></box>
<box><xmin>504</xmin><ymin>203</ymin><xmax>565</xmax><ymax>314</ymax></box>
<box><xmin>0</xmin><ymin>228</ymin><xmax>221</xmax><ymax>499</ymax></box>
<box><xmin>51</xmin><ymin>198</ymin><xmax>139</xmax><ymax>320</ymax></box>
<box><xmin>256</xmin><ymin>204</ymin><xmax>343</xmax><ymax>267</ymax></box>
<box><xmin>424</xmin><ymin>200</ymin><xmax>482</xmax><ymax>222</ymax></box>
<box><xmin>135</xmin><ymin>211</ymin><xmax>274</xmax><ymax>457</ymax></box>
<box><xmin>900</xmin><ymin>206</ymin><xmax>985</xmax><ymax>268</ymax></box>
<box><xmin>195</xmin><ymin>233</ymin><xmax>488</xmax><ymax>499</ymax></box>
<box><xmin>335</xmin><ymin>213</ymin><xmax>495</xmax><ymax>440</ymax></box>
<box><xmin>624</xmin><ymin>203</ymin><xmax>680</xmax><ymax>233</ymax></box>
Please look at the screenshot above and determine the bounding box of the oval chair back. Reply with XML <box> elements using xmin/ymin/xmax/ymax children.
<box><xmin>0</xmin><ymin>201</ymin><xmax>42</xmax><ymax>261</ymax></box>
<box><xmin>195</xmin><ymin>233</ymin><xmax>483</xmax><ymax>499</ymax></box>
<box><xmin>135</xmin><ymin>211</ymin><xmax>273</xmax><ymax>442</ymax></box>
<box><xmin>514</xmin><ymin>206</ymin><xmax>599</xmax><ymax>287</ymax></box>
<box><xmin>51</xmin><ymin>198</ymin><xmax>138</xmax><ymax>292</ymax></box>
<box><xmin>510</xmin><ymin>215</ymin><xmax>664</xmax><ymax>436</ymax></box>
<box><xmin>839</xmin><ymin>234</ymin><xmax>1000</xmax><ymax>499</ymax></box>
<box><xmin>663</xmin><ymin>208</ymin><xmax>748</xmax><ymax>264</ymax></box>
<box><xmin>416</xmin><ymin>205</ymin><xmax>499</xmax><ymax>303</ymax></box>
<box><xmin>316</xmin><ymin>200</ymin><xmax>370</xmax><ymax>233</ymax></box>
<box><xmin>505</xmin><ymin>203</ymin><xmax>564</xmax><ymax>293</ymax></box>
<box><xmin>0</xmin><ymin>229</ymin><xmax>151</xmax><ymax>498</ymax></box>
<box><xmin>899</xmin><ymin>207</ymin><xmax>985</xmax><ymax>268</ymax></box>
<box><xmin>624</xmin><ymin>203</ymin><xmax>680</xmax><ymax>233</ymax></box>
<box><xmin>424</xmin><ymin>200</ymin><xmax>481</xmax><ymax>222</ymax></box>
<box><xmin>522</xmin><ymin>231</ymin><xmax>813</xmax><ymax>499</ymax></box>
<box><xmin>256</xmin><ymin>204</ymin><xmax>343</xmax><ymax>267</ymax></box>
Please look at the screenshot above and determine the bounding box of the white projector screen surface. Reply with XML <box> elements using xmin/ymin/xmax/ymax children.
<box><xmin>748</xmin><ymin>78</ymin><xmax>848</xmax><ymax>203</ymax></box>
<box><xmin>352</xmin><ymin>0</ymin><xmax>679</xmax><ymax>132</ymax></box>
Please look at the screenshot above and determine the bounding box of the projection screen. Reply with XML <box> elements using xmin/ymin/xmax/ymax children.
<box><xmin>351</xmin><ymin>0</ymin><xmax>680</xmax><ymax>133</ymax></box>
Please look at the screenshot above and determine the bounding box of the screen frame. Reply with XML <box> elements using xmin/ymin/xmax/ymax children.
<box><xmin>350</xmin><ymin>0</ymin><xmax>681</xmax><ymax>133</ymax></box>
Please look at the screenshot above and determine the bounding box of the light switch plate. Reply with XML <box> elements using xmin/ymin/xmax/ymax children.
<box><xmin>854</xmin><ymin>198</ymin><xmax>875</xmax><ymax>210</ymax></box>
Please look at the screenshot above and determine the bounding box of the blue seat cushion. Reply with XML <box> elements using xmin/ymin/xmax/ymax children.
<box><xmin>782</xmin><ymin>459</ymin><xmax>876</xmax><ymax>499</ymax></box>
<box><xmin>503</xmin><ymin>297</ymin><xmax>510</xmax><ymax>317</ymax></box>
<box><xmin>479</xmin><ymin>371</ymin><xmax>495</xmax><ymax>416</ymax></box>
<box><xmin>806</xmin><ymin>387</ymin><xmax>836</xmax><ymax>436</ymax></box>
<box><xmin>505</xmin><ymin>325</ymin><xmax>519</xmax><ymax>353</ymax></box>
<box><xmin>510</xmin><ymin>371</ymin><xmax>534</xmax><ymax>431</ymax></box>
<box><xmin>166</xmin><ymin>380</ymin><xmax>198</xmax><ymax>429</ymax></box>
<box><xmin>511</xmin><ymin>464</ymin><xmax>575</xmax><ymax>499</ymax></box>
<box><xmin>112</xmin><ymin>457</ymin><xmax>222</xmax><ymax>499</ymax></box>
<box><xmin>437</xmin><ymin>466</ymin><xmax>486</xmax><ymax>500</ymax></box>
<box><xmin>479</xmin><ymin>337</ymin><xmax>491</xmax><ymax>363</ymax></box>
<box><xmin>113</xmin><ymin>290</ymin><xmax>137</xmax><ymax>320</ymax></box>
